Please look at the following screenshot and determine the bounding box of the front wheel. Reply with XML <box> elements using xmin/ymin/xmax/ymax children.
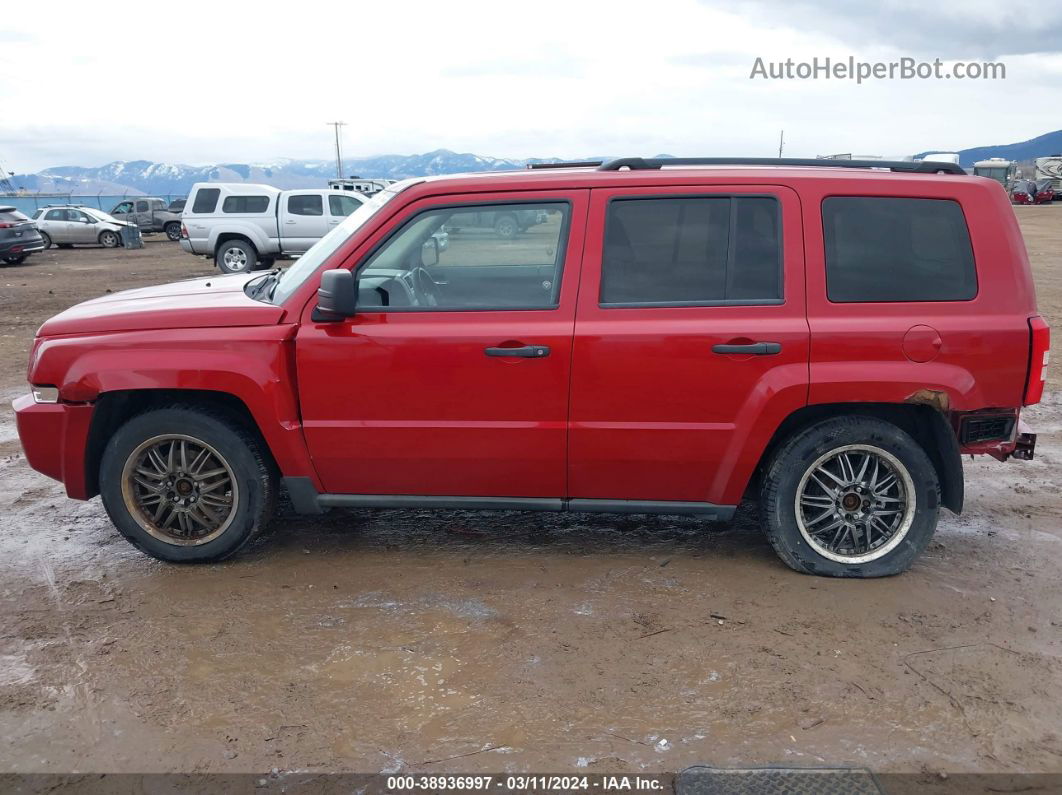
<box><xmin>99</xmin><ymin>229</ymin><xmax>121</xmax><ymax>248</ymax></box>
<box><xmin>99</xmin><ymin>407</ymin><xmax>276</xmax><ymax>562</ymax></box>
<box><xmin>760</xmin><ymin>416</ymin><xmax>939</xmax><ymax>578</ymax></box>
<box><xmin>164</xmin><ymin>222</ymin><xmax>182</xmax><ymax>241</ymax></box>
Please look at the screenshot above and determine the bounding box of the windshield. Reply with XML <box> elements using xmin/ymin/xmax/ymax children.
<box><xmin>268</xmin><ymin>180</ymin><xmax>415</xmax><ymax>304</ymax></box>
<box><xmin>85</xmin><ymin>208</ymin><xmax>123</xmax><ymax>224</ymax></box>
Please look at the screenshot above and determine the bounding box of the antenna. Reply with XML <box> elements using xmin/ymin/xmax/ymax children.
<box><xmin>326</xmin><ymin>122</ymin><xmax>346</xmax><ymax>179</ymax></box>
<box><xmin>778</xmin><ymin>130</ymin><xmax>784</xmax><ymax>158</ymax></box>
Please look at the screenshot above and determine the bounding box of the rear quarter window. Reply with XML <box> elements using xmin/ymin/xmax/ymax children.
<box><xmin>822</xmin><ymin>197</ymin><xmax>977</xmax><ymax>302</ymax></box>
<box><xmin>222</xmin><ymin>196</ymin><xmax>271</xmax><ymax>214</ymax></box>
<box><xmin>191</xmin><ymin>188</ymin><xmax>220</xmax><ymax>214</ymax></box>
<box><xmin>0</xmin><ymin>209</ymin><xmax>29</xmax><ymax>222</ymax></box>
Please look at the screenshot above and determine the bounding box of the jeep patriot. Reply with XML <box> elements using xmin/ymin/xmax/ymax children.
<box><xmin>14</xmin><ymin>157</ymin><xmax>1051</xmax><ymax>577</ymax></box>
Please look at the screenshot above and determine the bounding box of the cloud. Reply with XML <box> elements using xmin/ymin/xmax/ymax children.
<box><xmin>729</xmin><ymin>0</ymin><xmax>1062</xmax><ymax>58</ymax></box>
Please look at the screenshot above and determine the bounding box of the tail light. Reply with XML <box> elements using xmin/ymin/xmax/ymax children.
<box><xmin>0</xmin><ymin>222</ymin><xmax>14</xmax><ymax>229</ymax></box>
<box><xmin>1025</xmin><ymin>315</ymin><xmax>1050</xmax><ymax>406</ymax></box>
<box><xmin>180</xmin><ymin>223</ymin><xmax>189</xmax><ymax>239</ymax></box>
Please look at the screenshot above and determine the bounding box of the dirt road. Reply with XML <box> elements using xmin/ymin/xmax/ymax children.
<box><xmin>0</xmin><ymin>216</ymin><xmax>1060</xmax><ymax>779</ymax></box>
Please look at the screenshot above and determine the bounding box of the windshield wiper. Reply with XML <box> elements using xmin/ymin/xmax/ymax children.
<box><xmin>244</xmin><ymin>268</ymin><xmax>283</xmax><ymax>302</ymax></box>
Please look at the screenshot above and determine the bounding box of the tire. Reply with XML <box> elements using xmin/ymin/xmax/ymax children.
<box><xmin>760</xmin><ymin>415</ymin><xmax>939</xmax><ymax>578</ymax></box>
<box><xmin>39</xmin><ymin>232</ymin><xmax>52</xmax><ymax>249</ymax></box>
<box><xmin>164</xmin><ymin>222</ymin><xmax>182</xmax><ymax>242</ymax></box>
<box><xmin>493</xmin><ymin>213</ymin><xmax>518</xmax><ymax>239</ymax></box>
<box><xmin>99</xmin><ymin>406</ymin><xmax>277</xmax><ymax>563</ymax></box>
<box><xmin>2</xmin><ymin>255</ymin><xmax>26</xmax><ymax>265</ymax></box>
<box><xmin>98</xmin><ymin>229</ymin><xmax>121</xmax><ymax>248</ymax></box>
<box><xmin>215</xmin><ymin>239</ymin><xmax>257</xmax><ymax>274</ymax></box>
<box><xmin>57</xmin><ymin>243</ymin><xmax>74</xmax><ymax>249</ymax></box>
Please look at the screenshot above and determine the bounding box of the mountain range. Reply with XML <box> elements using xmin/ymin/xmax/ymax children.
<box><xmin>916</xmin><ymin>129</ymin><xmax>1062</xmax><ymax>167</ymax></box>
<box><xmin>9</xmin><ymin>130</ymin><xmax>1062</xmax><ymax>196</ymax></box>
<box><xmin>8</xmin><ymin>150</ymin><xmax>567</xmax><ymax>196</ymax></box>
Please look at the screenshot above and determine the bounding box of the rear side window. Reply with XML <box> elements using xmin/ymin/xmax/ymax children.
<box><xmin>222</xmin><ymin>195</ymin><xmax>270</xmax><ymax>214</ymax></box>
<box><xmin>0</xmin><ymin>209</ymin><xmax>29</xmax><ymax>222</ymax></box>
<box><xmin>135</xmin><ymin>200</ymin><xmax>149</xmax><ymax>212</ymax></box>
<box><xmin>288</xmin><ymin>195</ymin><xmax>323</xmax><ymax>216</ymax></box>
<box><xmin>191</xmin><ymin>188</ymin><xmax>220</xmax><ymax>214</ymax></box>
<box><xmin>600</xmin><ymin>196</ymin><xmax>782</xmax><ymax>306</ymax></box>
<box><xmin>822</xmin><ymin>197</ymin><xmax>977</xmax><ymax>302</ymax></box>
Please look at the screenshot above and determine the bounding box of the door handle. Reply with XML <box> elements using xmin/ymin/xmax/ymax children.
<box><xmin>484</xmin><ymin>345</ymin><xmax>551</xmax><ymax>358</ymax></box>
<box><xmin>285</xmin><ymin>220</ymin><xmax>297</xmax><ymax>224</ymax></box>
<box><xmin>712</xmin><ymin>342</ymin><xmax>782</xmax><ymax>355</ymax></box>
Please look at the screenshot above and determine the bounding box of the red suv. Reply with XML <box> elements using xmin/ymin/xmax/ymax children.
<box><xmin>14</xmin><ymin>158</ymin><xmax>1050</xmax><ymax>577</ymax></box>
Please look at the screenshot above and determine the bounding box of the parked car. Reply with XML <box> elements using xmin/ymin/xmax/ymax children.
<box><xmin>1033</xmin><ymin>179</ymin><xmax>1056</xmax><ymax>204</ymax></box>
<box><xmin>445</xmin><ymin>207</ymin><xmax>548</xmax><ymax>239</ymax></box>
<box><xmin>179</xmin><ymin>183</ymin><xmax>368</xmax><ymax>273</ymax></box>
<box><xmin>168</xmin><ymin>198</ymin><xmax>186</xmax><ymax>213</ymax></box>
<box><xmin>1011</xmin><ymin>179</ymin><xmax>1035</xmax><ymax>205</ymax></box>
<box><xmin>31</xmin><ymin>206</ymin><xmax>132</xmax><ymax>249</ymax></box>
<box><xmin>109</xmin><ymin>197</ymin><xmax>184</xmax><ymax>241</ymax></box>
<box><xmin>0</xmin><ymin>206</ymin><xmax>46</xmax><ymax>264</ymax></box>
<box><xmin>14</xmin><ymin>157</ymin><xmax>1049</xmax><ymax>577</ymax></box>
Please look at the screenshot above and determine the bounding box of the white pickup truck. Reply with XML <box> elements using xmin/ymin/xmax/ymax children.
<box><xmin>179</xmin><ymin>183</ymin><xmax>367</xmax><ymax>273</ymax></box>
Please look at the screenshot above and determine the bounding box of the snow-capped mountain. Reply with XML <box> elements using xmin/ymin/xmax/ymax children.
<box><xmin>13</xmin><ymin>150</ymin><xmax>567</xmax><ymax>196</ymax></box>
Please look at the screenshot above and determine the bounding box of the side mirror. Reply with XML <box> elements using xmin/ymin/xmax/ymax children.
<box><xmin>421</xmin><ymin>236</ymin><xmax>440</xmax><ymax>267</ymax></box>
<box><xmin>312</xmin><ymin>269</ymin><xmax>357</xmax><ymax>322</ymax></box>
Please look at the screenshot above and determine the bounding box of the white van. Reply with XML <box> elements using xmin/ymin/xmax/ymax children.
<box><xmin>180</xmin><ymin>183</ymin><xmax>367</xmax><ymax>273</ymax></box>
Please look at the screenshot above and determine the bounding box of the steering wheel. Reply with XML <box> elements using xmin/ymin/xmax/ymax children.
<box><xmin>410</xmin><ymin>266</ymin><xmax>442</xmax><ymax>307</ymax></box>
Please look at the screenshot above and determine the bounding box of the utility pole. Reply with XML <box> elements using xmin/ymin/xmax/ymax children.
<box><xmin>326</xmin><ymin>122</ymin><xmax>346</xmax><ymax>179</ymax></box>
<box><xmin>778</xmin><ymin>129</ymin><xmax>784</xmax><ymax>158</ymax></box>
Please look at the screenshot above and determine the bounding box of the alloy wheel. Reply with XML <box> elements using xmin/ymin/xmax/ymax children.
<box><xmin>794</xmin><ymin>444</ymin><xmax>915</xmax><ymax>563</ymax></box>
<box><xmin>120</xmin><ymin>434</ymin><xmax>240</xmax><ymax>546</ymax></box>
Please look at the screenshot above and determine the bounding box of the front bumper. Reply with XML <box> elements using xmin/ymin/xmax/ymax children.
<box><xmin>13</xmin><ymin>394</ymin><xmax>95</xmax><ymax>499</ymax></box>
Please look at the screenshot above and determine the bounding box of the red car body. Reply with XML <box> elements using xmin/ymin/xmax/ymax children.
<box><xmin>15</xmin><ymin>164</ymin><xmax>1050</xmax><ymax>552</ymax></box>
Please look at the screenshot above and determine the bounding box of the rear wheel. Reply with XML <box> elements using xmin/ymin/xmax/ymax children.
<box><xmin>99</xmin><ymin>407</ymin><xmax>276</xmax><ymax>563</ymax></box>
<box><xmin>164</xmin><ymin>222</ymin><xmax>182</xmax><ymax>241</ymax></box>
<box><xmin>215</xmin><ymin>239</ymin><xmax>257</xmax><ymax>273</ymax></box>
<box><xmin>760</xmin><ymin>415</ymin><xmax>939</xmax><ymax>578</ymax></box>
<box><xmin>39</xmin><ymin>232</ymin><xmax>52</xmax><ymax>249</ymax></box>
<box><xmin>99</xmin><ymin>229</ymin><xmax>121</xmax><ymax>248</ymax></box>
<box><xmin>493</xmin><ymin>213</ymin><xmax>518</xmax><ymax>239</ymax></box>
<box><xmin>2</xmin><ymin>255</ymin><xmax>26</xmax><ymax>265</ymax></box>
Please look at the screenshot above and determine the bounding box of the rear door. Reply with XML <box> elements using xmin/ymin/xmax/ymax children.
<box><xmin>280</xmin><ymin>192</ymin><xmax>328</xmax><ymax>252</ymax></box>
<box><xmin>326</xmin><ymin>193</ymin><xmax>363</xmax><ymax>232</ymax></box>
<box><xmin>42</xmin><ymin>209</ymin><xmax>71</xmax><ymax>242</ymax></box>
<box><xmin>568</xmin><ymin>184</ymin><xmax>809</xmax><ymax>509</ymax></box>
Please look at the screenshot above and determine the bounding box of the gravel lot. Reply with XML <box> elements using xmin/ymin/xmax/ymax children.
<box><xmin>0</xmin><ymin>213</ymin><xmax>1060</xmax><ymax>780</ymax></box>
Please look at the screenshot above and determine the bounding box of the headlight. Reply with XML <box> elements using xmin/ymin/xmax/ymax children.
<box><xmin>31</xmin><ymin>386</ymin><xmax>59</xmax><ymax>403</ymax></box>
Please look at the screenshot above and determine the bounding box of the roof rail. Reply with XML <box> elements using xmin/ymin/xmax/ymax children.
<box><xmin>527</xmin><ymin>160</ymin><xmax>604</xmax><ymax>170</ymax></box>
<box><xmin>596</xmin><ymin>157</ymin><xmax>966</xmax><ymax>175</ymax></box>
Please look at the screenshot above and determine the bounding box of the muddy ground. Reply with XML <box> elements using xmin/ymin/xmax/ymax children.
<box><xmin>0</xmin><ymin>214</ymin><xmax>1060</xmax><ymax>780</ymax></box>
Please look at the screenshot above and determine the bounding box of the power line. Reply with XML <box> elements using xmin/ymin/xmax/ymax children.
<box><xmin>326</xmin><ymin>122</ymin><xmax>346</xmax><ymax>179</ymax></box>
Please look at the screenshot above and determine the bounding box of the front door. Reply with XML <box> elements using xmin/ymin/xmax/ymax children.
<box><xmin>296</xmin><ymin>190</ymin><xmax>588</xmax><ymax>498</ymax></box>
<box><xmin>281</xmin><ymin>193</ymin><xmax>329</xmax><ymax>253</ymax></box>
<box><xmin>568</xmin><ymin>185</ymin><xmax>810</xmax><ymax>508</ymax></box>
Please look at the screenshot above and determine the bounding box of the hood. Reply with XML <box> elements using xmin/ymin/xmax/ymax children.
<box><xmin>38</xmin><ymin>273</ymin><xmax>286</xmax><ymax>336</ymax></box>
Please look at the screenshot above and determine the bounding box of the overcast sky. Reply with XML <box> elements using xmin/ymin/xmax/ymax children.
<box><xmin>2</xmin><ymin>0</ymin><xmax>1061</xmax><ymax>173</ymax></box>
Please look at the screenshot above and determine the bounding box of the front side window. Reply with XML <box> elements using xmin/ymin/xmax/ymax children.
<box><xmin>822</xmin><ymin>197</ymin><xmax>977</xmax><ymax>302</ymax></box>
<box><xmin>329</xmin><ymin>194</ymin><xmax>362</xmax><ymax>216</ymax></box>
<box><xmin>112</xmin><ymin>201</ymin><xmax>133</xmax><ymax>214</ymax></box>
<box><xmin>357</xmin><ymin>202</ymin><xmax>569</xmax><ymax>311</ymax></box>
<box><xmin>288</xmin><ymin>194</ymin><xmax>323</xmax><ymax>216</ymax></box>
<box><xmin>222</xmin><ymin>195</ymin><xmax>270</xmax><ymax>214</ymax></box>
<box><xmin>191</xmin><ymin>188</ymin><xmax>220</xmax><ymax>214</ymax></box>
<box><xmin>600</xmin><ymin>196</ymin><xmax>782</xmax><ymax>306</ymax></box>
